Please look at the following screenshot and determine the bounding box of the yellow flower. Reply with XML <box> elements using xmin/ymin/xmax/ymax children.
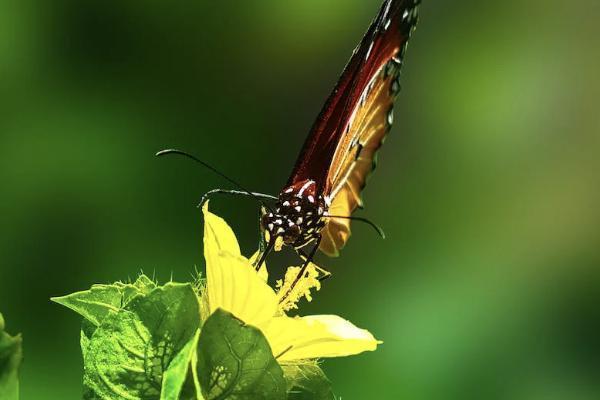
<box><xmin>201</xmin><ymin>203</ymin><xmax>381</xmax><ymax>362</ymax></box>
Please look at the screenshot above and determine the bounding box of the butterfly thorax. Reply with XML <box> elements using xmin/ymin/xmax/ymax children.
<box><xmin>261</xmin><ymin>180</ymin><xmax>329</xmax><ymax>249</ymax></box>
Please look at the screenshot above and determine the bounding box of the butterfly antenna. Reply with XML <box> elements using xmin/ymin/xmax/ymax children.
<box><xmin>156</xmin><ymin>149</ymin><xmax>274</xmax><ymax>211</ymax></box>
<box><xmin>326</xmin><ymin>215</ymin><xmax>386</xmax><ymax>239</ymax></box>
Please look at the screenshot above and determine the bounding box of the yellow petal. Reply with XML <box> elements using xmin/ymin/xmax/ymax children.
<box><xmin>264</xmin><ymin>314</ymin><xmax>381</xmax><ymax>361</ymax></box>
<box><xmin>202</xmin><ymin>202</ymin><xmax>241</xmax><ymax>258</ymax></box>
<box><xmin>203</xmin><ymin>202</ymin><xmax>243</xmax><ymax>319</ymax></box>
<box><xmin>249</xmin><ymin>251</ymin><xmax>269</xmax><ymax>282</ymax></box>
<box><xmin>206</xmin><ymin>249</ymin><xmax>278</xmax><ymax>328</ymax></box>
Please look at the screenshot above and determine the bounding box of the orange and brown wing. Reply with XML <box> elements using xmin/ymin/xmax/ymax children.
<box><xmin>320</xmin><ymin>63</ymin><xmax>402</xmax><ymax>256</ymax></box>
<box><xmin>317</xmin><ymin>2</ymin><xmax>420</xmax><ymax>257</ymax></box>
<box><xmin>287</xmin><ymin>0</ymin><xmax>420</xmax><ymax>191</ymax></box>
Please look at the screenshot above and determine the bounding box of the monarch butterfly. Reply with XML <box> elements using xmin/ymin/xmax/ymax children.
<box><xmin>159</xmin><ymin>0</ymin><xmax>420</xmax><ymax>281</ymax></box>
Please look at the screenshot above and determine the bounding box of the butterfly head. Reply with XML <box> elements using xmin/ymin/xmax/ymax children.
<box><xmin>260</xmin><ymin>180</ymin><xmax>328</xmax><ymax>249</ymax></box>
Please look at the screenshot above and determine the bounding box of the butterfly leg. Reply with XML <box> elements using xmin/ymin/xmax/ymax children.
<box><xmin>279</xmin><ymin>236</ymin><xmax>322</xmax><ymax>303</ymax></box>
<box><xmin>198</xmin><ymin>189</ymin><xmax>277</xmax><ymax>208</ymax></box>
<box><xmin>297</xmin><ymin>248</ymin><xmax>332</xmax><ymax>281</ymax></box>
<box><xmin>254</xmin><ymin>238</ymin><xmax>275</xmax><ymax>271</ymax></box>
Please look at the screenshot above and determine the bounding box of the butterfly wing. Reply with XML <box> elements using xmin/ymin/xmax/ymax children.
<box><xmin>320</xmin><ymin>59</ymin><xmax>406</xmax><ymax>256</ymax></box>
<box><xmin>287</xmin><ymin>0</ymin><xmax>420</xmax><ymax>256</ymax></box>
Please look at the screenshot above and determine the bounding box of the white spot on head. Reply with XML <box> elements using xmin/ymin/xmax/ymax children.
<box><xmin>308</xmin><ymin>195</ymin><xmax>315</xmax><ymax>203</ymax></box>
<box><xmin>295</xmin><ymin>206</ymin><xmax>301</xmax><ymax>212</ymax></box>
<box><xmin>297</xmin><ymin>180</ymin><xmax>315</xmax><ymax>196</ymax></box>
<box><xmin>285</xmin><ymin>187</ymin><xmax>294</xmax><ymax>193</ymax></box>
<box><xmin>306</xmin><ymin>212</ymin><xmax>312</xmax><ymax>216</ymax></box>
<box><xmin>268</xmin><ymin>213</ymin><xmax>274</xmax><ymax>217</ymax></box>
<box><xmin>275</xmin><ymin>219</ymin><xmax>282</xmax><ymax>225</ymax></box>
<box><xmin>307</xmin><ymin>220</ymin><xmax>313</xmax><ymax>226</ymax></box>
<box><xmin>296</xmin><ymin>217</ymin><xmax>303</xmax><ymax>224</ymax></box>
<box><xmin>288</xmin><ymin>220</ymin><xmax>295</xmax><ymax>227</ymax></box>
<box><xmin>268</xmin><ymin>223</ymin><xmax>274</xmax><ymax>231</ymax></box>
<box><xmin>283</xmin><ymin>201</ymin><xmax>290</xmax><ymax>207</ymax></box>
<box><xmin>277</xmin><ymin>227</ymin><xmax>285</xmax><ymax>234</ymax></box>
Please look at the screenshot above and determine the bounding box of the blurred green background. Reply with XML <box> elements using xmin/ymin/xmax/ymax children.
<box><xmin>1</xmin><ymin>0</ymin><xmax>599</xmax><ymax>398</ymax></box>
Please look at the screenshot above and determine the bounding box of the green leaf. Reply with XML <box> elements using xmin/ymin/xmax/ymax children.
<box><xmin>282</xmin><ymin>363</ymin><xmax>335</xmax><ymax>400</ymax></box>
<box><xmin>54</xmin><ymin>274</ymin><xmax>160</xmax><ymax>364</ymax></box>
<box><xmin>114</xmin><ymin>275</ymin><xmax>157</xmax><ymax>306</ymax></box>
<box><xmin>196</xmin><ymin>309</ymin><xmax>286</xmax><ymax>400</ymax></box>
<box><xmin>83</xmin><ymin>283</ymin><xmax>201</xmax><ymax>400</ymax></box>
<box><xmin>83</xmin><ymin>310</ymin><xmax>157</xmax><ymax>399</ymax></box>
<box><xmin>52</xmin><ymin>274</ymin><xmax>157</xmax><ymax>327</ymax></box>
<box><xmin>160</xmin><ymin>329</ymin><xmax>201</xmax><ymax>400</ymax></box>
<box><xmin>52</xmin><ymin>284</ymin><xmax>125</xmax><ymax>326</ymax></box>
<box><xmin>0</xmin><ymin>313</ymin><xmax>22</xmax><ymax>400</ymax></box>
<box><xmin>131</xmin><ymin>275</ymin><xmax>158</xmax><ymax>294</ymax></box>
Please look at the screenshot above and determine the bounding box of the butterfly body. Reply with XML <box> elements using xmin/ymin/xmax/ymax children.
<box><xmin>261</xmin><ymin>180</ymin><xmax>330</xmax><ymax>249</ymax></box>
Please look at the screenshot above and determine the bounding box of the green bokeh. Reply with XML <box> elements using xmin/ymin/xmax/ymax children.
<box><xmin>1</xmin><ymin>1</ymin><xmax>599</xmax><ymax>399</ymax></box>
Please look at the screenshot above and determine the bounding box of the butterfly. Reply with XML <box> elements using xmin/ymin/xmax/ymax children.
<box><xmin>159</xmin><ymin>0</ymin><xmax>420</xmax><ymax>277</ymax></box>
